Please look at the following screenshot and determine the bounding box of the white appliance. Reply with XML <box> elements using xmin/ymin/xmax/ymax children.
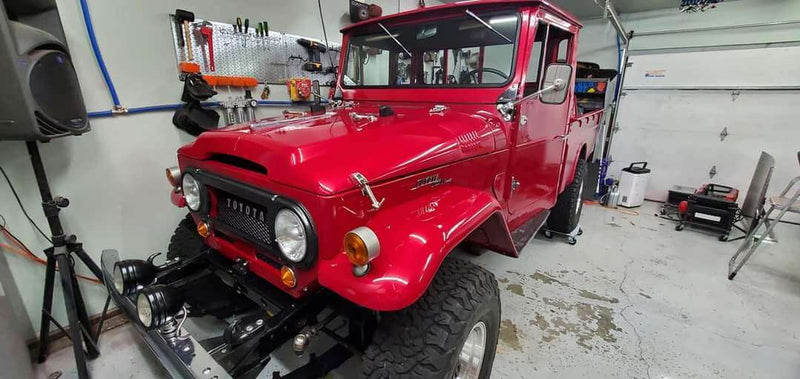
<box><xmin>618</xmin><ymin>162</ymin><xmax>651</xmax><ymax>208</ymax></box>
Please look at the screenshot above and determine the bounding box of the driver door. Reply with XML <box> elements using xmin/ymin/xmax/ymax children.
<box><xmin>507</xmin><ymin>19</ymin><xmax>575</xmax><ymax>223</ymax></box>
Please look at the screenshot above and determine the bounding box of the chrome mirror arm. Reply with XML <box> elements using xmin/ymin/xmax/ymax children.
<box><xmin>496</xmin><ymin>79</ymin><xmax>566</xmax><ymax>121</ymax></box>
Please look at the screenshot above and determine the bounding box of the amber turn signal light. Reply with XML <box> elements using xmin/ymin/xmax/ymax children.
<box><xmin>344</xmin><ymin>232</ymin><xmax>369</xmax><ymax>266</ymax></box>
<box><xmin>197</xmin><ymin>221</ymin><xmax>211</xmax><ymax>238</ymax></box>
<box><xmin>281</xmin><ymin>266</ymin><xmax>297</xmax><ymax>288</ymax></box>
<box><xmin>344</xmin><ymin>227</ymin><xmax>380</xmax><ymax>267</ymax></box>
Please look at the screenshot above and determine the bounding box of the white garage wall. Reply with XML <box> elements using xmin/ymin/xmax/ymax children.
<box><xmin>577</xmin><ymin>0</ymin><xmax>800</xmax><ymax>96</ymax></box>
<box><xmin>575</xmin><ymin>0</ymin><xmax>800</xmax><ymax>200</ymax></box>
<box><xmin>0</xmin><ymin>0</ymin><xmax>441</xmax><ymax>340</ymax></box>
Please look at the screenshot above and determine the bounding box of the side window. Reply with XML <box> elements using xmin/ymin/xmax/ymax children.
<box><xmin>524</xmin><ymin>22</ymin><xmax>547</xmax><ymax>95</ymax></box>
<box><xmin>543</xmin><ymin>28</ymin><xmax>573</xmax><ymax>65</ymax></box>
<box><xmin>557</xmin><ymin>38</ymin><xmax>569</xmax><ymax>61</ymax></box>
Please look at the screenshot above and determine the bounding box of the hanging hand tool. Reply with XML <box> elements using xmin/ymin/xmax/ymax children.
<box><xmin>198</xmin><ymin>22</ymin><xmax>215</xmax><ymax>71</ymax></box>
<box><xmin>297</xmin><ymin>38</ymin><xmax>326</xmax><ymax>72</ymax></box>
<box><xmin>244</xmin><ymin>19</ymin><xmax>249</xmax><ymax>47</ymax></box>
<box><xmin>174</xmin><ymin>9</ymin><xmax>195</xmax><ymax>61</ymax></box>
<box><xmin>236</xmin><ymin>17</ymin><xmax>243</xmax><ymax>33</ymax></box>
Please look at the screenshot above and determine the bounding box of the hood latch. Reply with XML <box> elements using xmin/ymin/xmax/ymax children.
<box><xmin>351</xmin><ymin>172</ymin><xmax>384</xmax><ymax>210</ymax></box>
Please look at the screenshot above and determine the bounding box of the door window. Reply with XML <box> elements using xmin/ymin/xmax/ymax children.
<box><xmin>523</xmin><ymin>21</ymin><xmax>573</xmax><ymax>96</ymax></box>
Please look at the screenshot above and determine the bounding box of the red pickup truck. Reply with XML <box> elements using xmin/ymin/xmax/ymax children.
<box><xmin>103</xmin><ymin>1</ymin><xmax>605</xmax><ymax>378</ymax></box>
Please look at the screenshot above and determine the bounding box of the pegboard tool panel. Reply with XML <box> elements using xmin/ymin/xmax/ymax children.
<box><xmin>169</xmin><ymin>16</ymin><xmax>340</xmax><ymax>85</ymax></box>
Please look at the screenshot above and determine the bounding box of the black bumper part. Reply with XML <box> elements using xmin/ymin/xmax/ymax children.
<box><xmin>101</xmin><ymin>249</ymin><xmax>231</xmax><ymax>379</ymax></box>
<box><xmin>101</xmin><ymin>249</ymin><xmax>357</xmax><ymax>379</ymax></box>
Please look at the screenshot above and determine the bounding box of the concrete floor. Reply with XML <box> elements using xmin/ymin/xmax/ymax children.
<box><xmin>34</xmin><ymin>201</ymin><xmax>800</xmax><ymax>378</ymax></box>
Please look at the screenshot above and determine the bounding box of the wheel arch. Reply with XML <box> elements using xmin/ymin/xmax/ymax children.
<box><xmin>317</xmin><ymin>186</ymin><xmax>515</xmax><ymax>311</ymax></box>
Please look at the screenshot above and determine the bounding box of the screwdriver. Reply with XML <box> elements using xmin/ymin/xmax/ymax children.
<box><xmin>236</xmin><ymin>17</ymin><xmax>242</xmax><ymax>33</ymax></box>
<box><xmin>243</xmin><ymin>19</ymin><xmax>249</xmax><ymax>46</ymax></box>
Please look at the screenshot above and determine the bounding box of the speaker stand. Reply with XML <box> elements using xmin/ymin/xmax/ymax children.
<box><xmin>27</xmin><ymin>141</ymin><xmax>105</xmax><ymax>379</ymax></box>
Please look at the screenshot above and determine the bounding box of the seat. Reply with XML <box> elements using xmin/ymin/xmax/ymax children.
<box><xmin>728</xmin><ymin>152</ymin><xmax>800</xmax><ymax>279</ymax></box>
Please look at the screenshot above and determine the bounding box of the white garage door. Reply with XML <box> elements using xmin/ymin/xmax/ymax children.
<box><xmin>609</xmin><ymin>45</ymin><xmax>800</xmax><ymax>208</ymax></box>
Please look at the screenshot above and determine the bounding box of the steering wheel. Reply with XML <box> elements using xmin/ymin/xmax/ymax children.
<box><xmin>468</xmin><ymin>67</ymin><xmax>509</xmax><ymax>84</ymax></box>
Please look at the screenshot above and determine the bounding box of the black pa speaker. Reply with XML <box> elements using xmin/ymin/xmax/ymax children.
<box><xmin>0</xmin><ymin>0</ymin><xmax>89</xmax><ymax>141</ymax></box>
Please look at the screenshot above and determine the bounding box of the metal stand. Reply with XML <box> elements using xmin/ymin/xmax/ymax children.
<box><xmin>28</xmin><ymin>141</ymin><xmax>105</xmax><ymax>379</ymax></box>
<box><xmin>728</xmin><ymin>175</ymin><xmax>800</xmax><ymax>280</ymax></box>
<box><xmin>542</xmin><ymin>224</ymin><xmax>583</xmax><ymax>245</ymax></box>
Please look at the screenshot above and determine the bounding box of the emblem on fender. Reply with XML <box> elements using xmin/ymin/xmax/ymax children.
<box><xmin>411</xmin><ymin>174</ymin><xmax>452</xmax><ymax>191</ymax></box>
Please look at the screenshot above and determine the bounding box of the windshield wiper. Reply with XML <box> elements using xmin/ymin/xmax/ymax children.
<box><xmin>465</xmin><ymin>10</ymin><xmax>512</xmax><ymax>43</ymax></box>
<box><xmin>377</xmin><ymin>22</ymin><xmax>412</xmax><ymax>57</ymax></box>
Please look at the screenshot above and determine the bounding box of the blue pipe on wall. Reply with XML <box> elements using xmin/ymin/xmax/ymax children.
<box><xmin>87</xmin><ymin>100</ymin><xmax>329</xmax><ymax>118</ymax></box>
<box><xmin>79</xmin><ymin>0</ymin><xmax>121</xmax><ymax>107</ymax></box>
<box><xmin>77</xmin><ymin>0</ymin><xmax>331</xmax><ymax>120</ymax></box>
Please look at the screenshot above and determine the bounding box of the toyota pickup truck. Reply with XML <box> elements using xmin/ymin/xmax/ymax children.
<box><xmin>103</xmin><ymin>1</ymin><xmax>608</xmax><ymax>378</ymax></box>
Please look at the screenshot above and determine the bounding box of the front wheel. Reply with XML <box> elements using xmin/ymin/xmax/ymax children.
<box><xmin>547</xmin><ymin>159</ymin><xmax>588</xmax><ymax>233</ymax></box>
<box><xmin>362</xmin><ymin>258</ymin><xmax>500</xmax><ymax>379</ymax></box>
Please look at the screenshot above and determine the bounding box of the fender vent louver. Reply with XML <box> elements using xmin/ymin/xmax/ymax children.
<box><xmin>208</xmin><ymin>154</ymin><xmax>267</xmax><ymax>174</ymax></box>
<box><xmin>456</xmin><ymin>131</ymin><xmax>481</xmax><ymax>151</ymax></box>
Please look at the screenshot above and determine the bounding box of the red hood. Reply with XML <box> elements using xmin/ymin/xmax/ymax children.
<box><xmin>178</xmin><ymin>104</ymin><xmax>502</xmax><ymax>195</ymax></box>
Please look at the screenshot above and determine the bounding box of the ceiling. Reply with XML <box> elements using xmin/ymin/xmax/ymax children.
<box><xmin>437</xmin><ymin>0</ymin><xmax>682</xmax><ymax>19</ymax></box>
<box><xmin>551</xmin><ymin>0</ymin><xmax>680</xmax><ymax>19</ymax></box>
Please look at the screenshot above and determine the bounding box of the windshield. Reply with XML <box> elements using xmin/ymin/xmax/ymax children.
<box><xmin>343</xmin><ymin>10</ymin><xmax>520</xmax><ymax>88</ymax></box>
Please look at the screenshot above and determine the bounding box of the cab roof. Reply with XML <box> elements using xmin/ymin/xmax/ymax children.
<box><xmin>340</xmin><ymin>0</ymin><xmax>582</xmax><ymax>33</ymax></box>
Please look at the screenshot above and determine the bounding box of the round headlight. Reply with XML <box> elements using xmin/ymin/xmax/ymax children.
<box><xmin>182</xmin><ymin>173</ymin><xmax>202</xmax><ymax>212</ymax></box>
<box><xmin>112</xmin><ymin>265</ymin><xmax>125</xmax><ymax>294</ymax></box>
<box><xmin>113</xmin><ymin>259</ymin><xmax>158</xmax><ymax>296</ymax></box>
<box><xmin>136</xmin><ymin>285</ymin><xmax>184</xmax><ymax>329</ymax></box>
<box><xmin>136</xmin><ymin>293</ymin><xmax>153</xmax><ymax>328</ymax></box>
<box><xmin>274</xmin><ymin>209</ymin><xmax>307</xmax><ymax>263</ymax></box>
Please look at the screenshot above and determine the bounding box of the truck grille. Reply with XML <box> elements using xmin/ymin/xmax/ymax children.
<box><xmin>215</xmin><ymin>190</ymin><xmax>273</xmax><ymax>247</ymax></box>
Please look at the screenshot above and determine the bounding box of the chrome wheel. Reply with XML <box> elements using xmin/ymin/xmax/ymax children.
<box><xmin>454</xmin><ymin>321</ymin><xmax>487</xmax><ymax>379</ymax></box>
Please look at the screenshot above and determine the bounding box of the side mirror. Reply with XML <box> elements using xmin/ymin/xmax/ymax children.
<box><xmin>540</xmin><ymin>63</ymin><xmax>572</xmax><ymax>104</ymax></box>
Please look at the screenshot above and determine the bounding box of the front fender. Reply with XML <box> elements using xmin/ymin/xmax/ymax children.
<box><xmin>317</xmin><ymin>186</ymin><xmax>508</xmax><ymax>311</ymax></box>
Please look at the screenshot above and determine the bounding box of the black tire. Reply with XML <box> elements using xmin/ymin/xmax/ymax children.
<box><xmin>362</xmin><ymin>258</ymin><xmax>500</xmax><ymax>379</ymax></box>
<box><xmin>547</xmin><ymin>159</ymin><xmax>588</xmax><ymax>233</ymax></box>
<box><xmin>167</xmin><ymin>215</ymin><xmax>253</xmax><ymax>318</ymax></box>
<box><xmin>167</xmin><ymin>215</ymin><xmax>206</xmax><ymax>261</ymax></box>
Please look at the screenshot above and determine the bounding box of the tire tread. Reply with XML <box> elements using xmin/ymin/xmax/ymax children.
<box><xmin>362</xmin><ymin>258</ymin><xmax>500</xmax><ymax>379</ymax></box>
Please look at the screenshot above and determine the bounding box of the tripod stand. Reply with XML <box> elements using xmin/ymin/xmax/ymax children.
<box><xmin>26</xmin><ymin>141</ymin><xmax>105</xmax><ymax>379</ymax></box>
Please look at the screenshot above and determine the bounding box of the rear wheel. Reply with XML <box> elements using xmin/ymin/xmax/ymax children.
<box><xmin>362</xmin><ymin>258</ymin><xmax>500</xmax><ymax>379</ymax></box>
<box><xmin>547</xmin><ymin>159</ymin><xmax>587</xmax><ymax>233</ymax></box>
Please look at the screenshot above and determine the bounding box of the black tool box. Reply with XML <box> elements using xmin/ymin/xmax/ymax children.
<box><xmin>674</xmin><ymin>184</ymin><xmax>743</xmax><ymax>241</ymax></box>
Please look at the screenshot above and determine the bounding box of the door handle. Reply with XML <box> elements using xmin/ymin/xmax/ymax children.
<box><xmin>553</xmin><ymin>134</ymin><xmax>568</xmax><ymax>140</ymax></box>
